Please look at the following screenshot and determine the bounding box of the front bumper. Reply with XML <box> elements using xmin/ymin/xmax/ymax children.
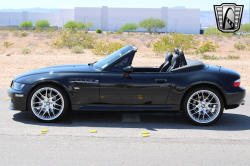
<box><xmin>224</xmin><ymin>86</ymin><xmax>246</xmax><ymax>109</ymax></box>
<box><xmin>7</xmin><ymin>84</ymin><xmax>32</xmax><ymax>110</ymax></box>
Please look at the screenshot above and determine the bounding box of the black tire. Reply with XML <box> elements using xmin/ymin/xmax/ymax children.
<box><xmin>182</xmin><ymin>86</ymin><xmax>224</xmax><ymax>126</ymax></box>
<box><xmin>27</xmin><ymin>84</ymin><xmax>69</xmax><ymax>122</ymax></box>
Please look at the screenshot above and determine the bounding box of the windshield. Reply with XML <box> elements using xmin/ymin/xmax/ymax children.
<box><xmin>93</xmin><ymin>45</ymin><xmax>133</xmax><ymax>70</ymax></box>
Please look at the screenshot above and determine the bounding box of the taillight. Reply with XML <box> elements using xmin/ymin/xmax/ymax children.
<box><xmin>233</xmin><ymin>79</ymin><xmax>240</xmax><ymax>87</ymax></box>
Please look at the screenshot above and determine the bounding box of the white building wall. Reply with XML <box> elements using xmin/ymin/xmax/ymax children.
<box><xmin>0</xmin><ymin>12</ymin><xmax>22</xmax><ymax>26</ymax></box>
<box><xmin>59</xmin><ymin>9</ymin><xmax>74</xmax><ymax>27</ymax></box>
<box><xmin>75</xmin><ymin>7</ymin><xmax>101</xmax><ymax>31</ymax></box>
<box><xmin>28</xmin><ymin>12</ymin><xmax>59</xmax><ymax>26</ymax></box>
<box><xmin>167</xmin><ymin>8</ymin><xmax>200</xmax><ymax>34</ymax></box>
<box><xmin>107</xmin><ymin>8</ymin><xmax>161</xmax><ymax>32</ymax></box>
<box><xmin>0</xmin><ymin>7</ymin><xmax>200</xmax><ymax>34</ymax></box>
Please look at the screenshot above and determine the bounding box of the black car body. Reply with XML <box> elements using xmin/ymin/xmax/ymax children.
<box><xmin>8</xmin><ymin>45</ymin><xmax>246</xmax><ymax>125</ymax></box>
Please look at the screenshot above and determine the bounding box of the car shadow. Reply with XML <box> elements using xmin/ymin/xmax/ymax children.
<box><xmin>12</xmin><ymin>111</ymin><xmax>250</xmax><ymax>131</ymax></box>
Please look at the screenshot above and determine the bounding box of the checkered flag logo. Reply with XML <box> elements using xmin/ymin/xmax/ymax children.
<box><xmin>214</xmin><ymin>3</ymin><xmax>244</xmax><ymax>33</ymax></box>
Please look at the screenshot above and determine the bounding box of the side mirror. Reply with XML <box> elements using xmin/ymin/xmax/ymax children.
<box><xmin>123</xmin><ymin>66</ymin><xmax>133</xmax><ymax>73</ymax></box>
<box><xmin>122</xmin><ymin>66</ymin><xmax>133</xmax><ymax>78</ymax></box>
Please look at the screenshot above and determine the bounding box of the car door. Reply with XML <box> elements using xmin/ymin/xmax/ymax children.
<box><xmin>100</xmin><ymin>72</ymin><xmax>172</xmax><ymax>105</ymax></box>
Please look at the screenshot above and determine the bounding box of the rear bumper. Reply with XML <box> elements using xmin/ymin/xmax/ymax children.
<box><xmin>7</xmin><ymin>85</ymin><xmax>32</xmax><ymax>110</ymax></box>
<box><xmin>224</xmin><ymin>86</ymin><xmax>246</xmax><ymax>109</ymax></box>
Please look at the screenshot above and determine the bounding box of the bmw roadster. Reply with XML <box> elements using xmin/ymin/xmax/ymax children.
<box><xmin>8</xmin><ymin>45</ymin><xmax>246</xmax><ymax>125</ymax></box>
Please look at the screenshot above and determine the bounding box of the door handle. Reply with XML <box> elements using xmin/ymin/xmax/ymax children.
<box><xmin>155</xmin><ymin>79</ymin><xmax>167</xmax><ymax>83</ymax></box>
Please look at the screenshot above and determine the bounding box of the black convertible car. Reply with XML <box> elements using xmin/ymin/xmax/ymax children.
<box><xmin>8</xmin><ymin>45</ymin><xmax>245</xmax><ymax>125</ymax></box>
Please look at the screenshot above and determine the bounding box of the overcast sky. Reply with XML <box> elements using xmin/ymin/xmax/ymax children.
<box><xmin>0</xmin><ymin>0</ymin><xmax>249</xmax><ymax>11</ymax></box>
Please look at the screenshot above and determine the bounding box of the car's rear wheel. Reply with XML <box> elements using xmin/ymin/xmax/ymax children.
<box><xmin>27</xmin><ymin>84</ymin><xmax>69</xmax><ymax>122</ymax></box>
<box><xmin>183</xmin><ymin>87</ymin><xmax>224</xmax><ymax>126</ymax></box>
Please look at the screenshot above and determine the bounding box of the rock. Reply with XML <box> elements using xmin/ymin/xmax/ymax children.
<box><xmin>6</xmin><ymin>54</ymin><xmax>11</xmax><ymax>56</ymax></box>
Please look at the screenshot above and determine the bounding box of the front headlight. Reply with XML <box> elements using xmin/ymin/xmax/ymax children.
<box><xmin>11</xmin><ymin>82</ymin><xmax>25</xmax><ymax>90</ymax></box>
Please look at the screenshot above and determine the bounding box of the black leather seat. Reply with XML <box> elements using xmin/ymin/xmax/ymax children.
<box><xmin>160</xmin><ymin>53</ymin><xmax>173</xmax><ymax>72</ymax></box>
<box><xmin>179</xmin><ymin>49</ymin><xmax>187</xmax><ymax>66</ymax></box>
<box><xmin>166</xmin><ymin>54</ymin><xmax>180</xmax><ymax>72</ymax></box>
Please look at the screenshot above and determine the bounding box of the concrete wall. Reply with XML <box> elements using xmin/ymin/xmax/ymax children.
<box><xmin>0</xmin><ymin>12</ymin><xmax>23</xmax><ymax>26</ymax></box>
<box><xmin>28</xmin><ymin>12</ymin><xmax>59</xmax><ymax>26</ymax></box>
<box><xmin>59</xmin><ymin>9</ymin><xmax>74</xmax><ymax>27</ymax></box>
<box><xmin>0</xmin><ymin>6</ymin><xmax>200</xmax><ymax>34</ymax></box>
<box><xmin>167</xmin><ymin>8</ymin><xmax>200</xmax><ymax>34</ymax></box>
<box><xmin>107</xmin><ymin>8</ymin><xmax>161</xmax><ymax>32</ymax></box>
<box><xmin>75</xmin><ymin>7</ymin><xmax>101</xmax><ymax>30</ymax></box>
<box><xmin>0</xmin><ymin>11</ymin><xmax>59</xmax><ymax>26</ymax></box>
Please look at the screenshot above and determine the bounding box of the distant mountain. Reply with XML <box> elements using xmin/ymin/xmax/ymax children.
<box><xmin>0</xmin><ymin>8</ymin><xmax>59</xmax><ymax>13</ymax></box>
<box><xmin>172</xmin><ymin>6</ymin><xmax>186</xmax><ymax>9</ymax></box>
<box><xmin>0</xmin><ymin>8</ymin><xmax>249</xmax><ymax>26</ymax></box>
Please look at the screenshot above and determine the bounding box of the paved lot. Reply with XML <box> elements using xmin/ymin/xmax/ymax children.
<box><xmin>0</xmin><ymin>88</ymin><xmax>249</xmax><ymax>165</ymax></box>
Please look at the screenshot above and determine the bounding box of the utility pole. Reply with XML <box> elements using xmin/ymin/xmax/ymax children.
<box><xmin>175</xmin><ymin>19</ymin><xmax>177</xmax><ymax>33</ymax></box>
<box><xmin>84</xmin><ymin>17</ymin><xmax>85</xmax><ymax>23</ymax></box>
<box><xmin>9</xmin><ymin>17</ymin><xmax>10</xmax><ymax>28</ymax></box>
<box><xmin>63</xmin><ymin>18</ymin><xmax>64</xmax><ymax>28</ymax></box>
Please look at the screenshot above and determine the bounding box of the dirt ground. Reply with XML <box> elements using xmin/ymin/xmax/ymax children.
<box><xmin>0</xmin><ymin>31</ymin><xmax>249</xmax><ymax>92</ymax></box>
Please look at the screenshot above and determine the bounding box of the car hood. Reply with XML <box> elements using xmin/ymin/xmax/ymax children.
<box><xmin>14</xmin><ymin>64</ymin><xmax>99</xmax><ymax>81</ymax></box>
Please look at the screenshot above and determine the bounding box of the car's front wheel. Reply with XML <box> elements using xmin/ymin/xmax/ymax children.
<box><xmin>183</xmin><ymin>87</ymin><xmax>224</xmax><ymax>126</ymax></box>
<box><xmin>27</xmin><ymin>84</ymin><xmax>69</xmax><ymax>122</ymax></box>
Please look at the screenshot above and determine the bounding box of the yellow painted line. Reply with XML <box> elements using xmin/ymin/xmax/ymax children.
<box><xmin>142</xmin><ymin>131</ymin><xmax>149</xmax><ymax>134</ymax></box>
<box><xmin>38</xmin><ymin>132</ymin><xmax>46</xmax><ymax>134</ymax></box>
<box><xmin>41</xmin><ymin>129</ymin><xmax>49</xmax><ymax>132</ymax></box>
<box><xmin>142</xmin><ymin>134</ymin><xmax>149</xmax><ymax>137</ymax></box>
<box><xmin>3</xmin><ymin>98</ymin><xmax>10</xmax><ymax>100</ymax></box>
<box><xmin>138</xmin><ymin>97</ymin><xmax>144</xmax><ymax>99</ymax></box>
<box><xmin>90</xmin><ymin>130</ymin><xmax>97</xmax><ymax>133</ymax></box>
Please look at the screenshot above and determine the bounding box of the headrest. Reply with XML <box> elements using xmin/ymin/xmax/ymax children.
<box><xmin>174</xmin><ymin>48</ymin><xmax>179</xmax><ymax>54</ymax></box>
<box><xmin>179</xmin><ymin>49</ymin><xmax>187</xmax><ymax>66</ymax></box>
<box><xmin>165</xmin><ymin>52</ymin><xmax>173</xmax><ymax>62</ymax></box>
<box><xmin>171</xmin><ymin>54</ymin><xmax>180</xmax><ymax>67</ymax></box>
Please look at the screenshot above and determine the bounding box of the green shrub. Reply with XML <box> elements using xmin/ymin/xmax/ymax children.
<box><xmin>20</xmin><ymin>32</ymin><xmax>28</xmax><ymax>37</ymax></box>
<box><xmin>34</xmin><ymin>28</ymin><xmax>43</xmax><ymax>33</ymax></box>
<box><xmin>71</xmin><ymin>46</ymin><xmax>84</xmax><ymax>54</ymax></box>
<box><xmin>64</xmin><ymin>21</ymin><xmax>78</xmax><ymax>29</ymax></box>
<box><xmin>120</xmin><ymin>23</ymin><xmax>138</xmax><ymax>33</ymax></box>
<box><xmin>21</xmin><ymin>48</ymin><xmax>31</xmax><ymax>54</ymax></box>
<box><xmin>45</xmin><ymin>28</ymin><xmax>55</xmax><ymax>32</ymax></box>
<box><xmin>51</xmin><ymin>29</ymin><xmax>96</xmax><ymax>49</ymax></box>
<box><xmin>204</xmin><ymin>26</ymin><xmax>233</xmax><ymax>36</ymax></box>
<box><xmin>234</xmin><ymin>42</ymin><xmax>246</xmax><ymax>50</ymax></box>
<box><xmin>115</xmin><ymin>30</ymin><xmax>123</xmax><ymax>34</ymax></box>
<box><xmin>46</xmin><ymin>32</ymin><xmax>55</xmax><ymax>39</ymax></box>
<box><xmin>146</xmin><ymin>40</ymin><xmax>153</xmax><ymax>48</ymax></box>
<box><xmin>138</xmin><ymin>18</ymin><xmax>165</xmax><ymax>34</ymax></box>
<box><xmin>19</xmin><ymin>21</ymin><xmax>32</xmax><ymax>30</ymax></box>
<box><xmin>202</xmin><ymin>54</ymin><xmax>220</xmax><ymax>60</ymax></box>
<box><xmin>96</xmin><ymin>28</ymin><xmax>102</xmax><ymax>34</ymax></box>
<box><xmin>196</xmin><ymin>41</ymin><xmax>219</xmax><ymax>54</ymax></box>
<box><xmin>227</xmin><ymin>55</ymin><xmax>240</xmax><ymax>59</ymax></box>
<box><xmin>12</xmin><ymin>31</ymin><xmax>19</xmax><ymax>37</ymax></box>
<box><xmin>153</xmin><ymin>33</ymin><xmax>199</xmax><ymax>54</ymax></box>
<box><xmin>3</xmin><ymin>41</ymin><xmax>14</xmax><ymax>48</ymax></box>
<box><xmin>35</xmin><ymin>20</ymin><xmax>50</xmax><ymax>29</ymax></box>
<box><xmin>92</xmin><ymin>40</ymin><xmax>125</xmax><ymax>55</ymax></box>
<box><xmin>238</xmin><ymin>23</ymin><xmax>250</xmax><ymax>32</ymax></box>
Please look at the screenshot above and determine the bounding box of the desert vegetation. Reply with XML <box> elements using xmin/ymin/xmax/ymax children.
<box><xmin>0</xmin><ymin>24</ymin><xmax>250</xmax><ymax>90</ymax></box>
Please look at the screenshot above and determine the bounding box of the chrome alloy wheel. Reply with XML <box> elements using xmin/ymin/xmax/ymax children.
<box><xmin>31</xmin><ymin>87</ymin><xmax>64</xmax><ymax>121</ymax></box>
<box><xmin>187</xmin><ymin>90</ymin><xmax>221</xmax><ymax>124</ymax></box>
